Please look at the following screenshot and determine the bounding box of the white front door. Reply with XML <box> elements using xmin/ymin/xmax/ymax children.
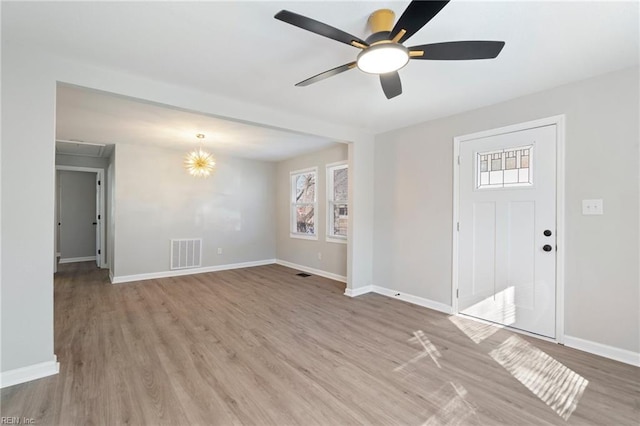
<box><xmin>458</xmin><ymin>124</ymin><xmax>557</xmax><ymax>338</ymax></box>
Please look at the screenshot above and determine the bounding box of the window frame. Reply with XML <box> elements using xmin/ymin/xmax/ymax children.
<box><xmin>326</xmin><ymin>161</ymin><xmax>348</xmax><ymax>244</ymax></box>
<box><xmin>290</xmin><ymin>167</ymin><xmax>318</xmax><ymax>240</ymax></box>
<box><xmin>475</xmin><ymin>144</ymin><xmax>534</xmax><ymax>190</ymax></box>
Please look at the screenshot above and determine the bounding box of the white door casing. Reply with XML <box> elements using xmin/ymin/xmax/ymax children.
<box><xmin>95</xmin><ymin>174</ymin><xmax>101</xmax><ymax>267</ymax></box>
<box><xmin>455</xmin><ymin>122</ymin><xmax>560</xmax><ymax>338</ymax></box>
<box><xmin>55</xmin><ymin>165</ymin><xmax>107</xmax><ymax>268</ymax></box>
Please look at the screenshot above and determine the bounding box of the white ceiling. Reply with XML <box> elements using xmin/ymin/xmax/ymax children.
<box><xmin>4</xmin><ymin>1</ymin><xmax>639</xmax><ymax>144</ymax></box>
<box><xmin>56</xmin><ymin>85</ymin><xmax>339</xmax><ymax>161</ymax></box>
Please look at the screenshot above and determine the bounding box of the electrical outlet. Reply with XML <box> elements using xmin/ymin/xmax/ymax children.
<box><xmin>317</xmin><ymin>252</ymin><xmax>322</xmax><ymax>260</ymax></box>
<box><xmin>582</xmin><ymin>199</ymin><xmax>603</xmax><ymax>215</ymax></box>
<box><xmin>217</xmin><ymin>248</ymin><xmax>223</xmax><ymax>255</ymax></box>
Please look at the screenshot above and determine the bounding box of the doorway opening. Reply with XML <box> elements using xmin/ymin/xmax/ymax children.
<box><xmin>55</xmin><ymin>165</ymin><xmax>107</xmax><ymax>272</ymax></box>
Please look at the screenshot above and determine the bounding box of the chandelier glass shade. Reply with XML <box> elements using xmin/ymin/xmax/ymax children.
<box><xmin>184</xmin><ymin>134</ymin><xmax>216</xmax><ymax>177</ymax></box>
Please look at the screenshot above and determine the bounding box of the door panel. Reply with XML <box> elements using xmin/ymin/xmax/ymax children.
<box><xmin>508</xmin><ymin>201</ymin><xmax>535</xmax><ymax>309</ymax></box>
<box><xmin>59</xmin><ymin>171</ymin><xmax>97</xmax><ymax>262</ymax></box>
<box><xmin>471</xmin><ymin>202</ymin><xmax>496</xmax><ymax>300</ymax></box>
<box><xmin>458</xmin><ymin>124</ymin><xmax>557</xmax><ymax>337</ymax></box>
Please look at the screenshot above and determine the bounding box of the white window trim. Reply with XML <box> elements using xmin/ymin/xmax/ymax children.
<box><xmin>290</xmin><ymin>167</ymin><xmax>318</xmax><ymax>240</ymax></box>
<box><xmin>476</xmin><ymin>144</ymin><xmax>534</xmax><ymax>190</ymax></box>
<box><xmin>326</xmin><ymin>161</ymin><xmax>348</xmax><ymax>244</ymax></box>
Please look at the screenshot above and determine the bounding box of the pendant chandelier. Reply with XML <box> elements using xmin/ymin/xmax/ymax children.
<box><xmin>184</xmin><ymin>133</ymin><xmax>215</xmax><ymax>177</ymax></box>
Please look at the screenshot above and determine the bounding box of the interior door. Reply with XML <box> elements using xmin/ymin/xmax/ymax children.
<box><xmin>458</xmin><ymin>124</ymin><xmax>557</xmax><ymax>338</ymax></box>
<box><xmin>59</xmin><ymin>170</ymin><xmax>97</xmax><ymax>264</ymax></box>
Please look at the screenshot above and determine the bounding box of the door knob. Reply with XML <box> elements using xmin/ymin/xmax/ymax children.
<box><xmin>544</xmin><ymin>230</ymin><xmax>552</xmax><ymax>237</ymax></box>
<box><xmin>543</xmin><ymin>244</ymin><xmax>553</xmax><ymax>252</ymax></box>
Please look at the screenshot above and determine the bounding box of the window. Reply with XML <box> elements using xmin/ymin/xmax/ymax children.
<box><xmin>290</xmin><ymin>167</ymin><xmax>317</xmax><ymax>239</ymax></box>
<box><xmin>477</xmin><ymin>145</ymin><xmax>533</xmax><ymax>189</ymax></box>
<box><xmin>326</xmin><ymin>162</ymin><xmax>348</xmax><ymax>243</ymax></box>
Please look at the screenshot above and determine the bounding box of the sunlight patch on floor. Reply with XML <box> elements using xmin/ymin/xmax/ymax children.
<box><xmin>422</xmin><ymin>382</ymin><xmax>477</xmax><ymax>426</ymax></box>
<box><xmin>489</xmin><ymin>335</ymin><xmax>589</xmax><ymax>420</ymax></box>
<box><xmin>394</xmin><ymin>330</ymin><xmax>442</xmax><ymax>372</ymax></box>
<box><xmin>449</xmin><ymin>315</ymin><xmax>501</xmax><ymax>344</ymax></box>
<box><xmin>460</xmin><ymin>286</ymin><xmax>516</xmax><ymax>327</ymax></box>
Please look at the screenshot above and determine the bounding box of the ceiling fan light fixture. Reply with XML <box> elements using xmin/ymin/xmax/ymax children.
<box><xmin>356</xmin><ymin>43</ymin><xmax>410</xmax><ymax>75</ymax></box>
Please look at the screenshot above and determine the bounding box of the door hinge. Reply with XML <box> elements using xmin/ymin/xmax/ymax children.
<box><xmin>98</xmin><ymin>249</ymin><xmax>101</xmax><ymax>255</ymax></box>
<box><xmin>456</xmin><ymin>289</ymin><xmax>459</xmax><ymax>298</ymax></box>
<box><xmin>457</xmin><ymin>155</ymin><xmax>460</xmax><ymax>165</ymax></box>
<box><xmin>457</xmin><ymin>222</ymin><xmax>460</xmax><ymax>231</ymax></box>
<box><xmin>98</xmin><ymin>214</ymin><xmax>101</xmax><ymax>220</ymax></box>
<box><xmin>98</xmin><ymin>180</ymin><xmax>101</xmax><ymax>185</ymax></box>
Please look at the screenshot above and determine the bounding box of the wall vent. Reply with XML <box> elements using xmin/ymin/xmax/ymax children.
<box><xmin>170</xmin><ymin>238</ymin><xmax>202</xmax><ymax>270</ymax></box>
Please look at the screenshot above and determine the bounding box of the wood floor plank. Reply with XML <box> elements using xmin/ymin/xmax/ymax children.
<box><xmin>1</xmin><ymin>262</ymin><xmax>638</xmax><ymax>425</ymax></box>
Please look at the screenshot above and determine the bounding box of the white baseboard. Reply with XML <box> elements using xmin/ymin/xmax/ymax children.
<box><xmin>111</xmin><ymin>259</ymin><xmax>277</xmax><ymax>284</ymax></box>
<box><xmin>0</xmin><ymin>356</ymin><xmax>59</xmax><ymax>388</ymax></box>
<box><xmin>59</xmin><ymin>256</ymin><xmax>96</xmax><ymax>264</ymax></box>
<box><xmin>371</xmin><ymin>286</ymin><xmax>453</xmax><ymax>314</ymax></box>
<box><xmin>344</xmin><ymin>285</ymin><xmax>373</xmax><ymax>297</ymax></box>
<box><xmin>275</xmin><ymin>259</ymin><xmax>347</xmax><ymax>283</ymax></box>
<box><xmin>342</xmin><ymin>283</ymin><xmax>453</xmax><ymax>314</ymax></box>
<box><xmin>564</xmin><ymin>335</ymin><xmax>640</xmax><ymax>367</ymax></box>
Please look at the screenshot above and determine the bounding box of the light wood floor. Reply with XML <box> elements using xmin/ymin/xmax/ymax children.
<box><xmin>2</xmin><ymin>262</ymin><xmax>638</xmax><ymax>425</ymax></box>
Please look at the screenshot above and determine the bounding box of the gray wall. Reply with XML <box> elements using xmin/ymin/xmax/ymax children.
<box><xmin>57</xmin><ymin>170</ymin><xmax>96</xmax><ymax>259</ymax></box>
<box><xmin>276</xmin><ymin>144</ymin><xmax>348</xmax><ymax>277</ymax></box>
<box><xmin>113</xmin><ymin>143</ymin><xmax>276</xmax><ymax>277</ymax></box>
<box><xmin>2</xmin><ymin>44</ymin><xmax>56</xmax><ymax>372</ymax></box>
<box><xmin>373</xmin><ymin>66</ymin><xmax>639</xmax><ymax>353</ymax></box>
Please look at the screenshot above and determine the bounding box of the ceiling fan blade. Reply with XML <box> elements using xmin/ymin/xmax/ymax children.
<box><xmin>409</xmin><ymin>41</ymin><xmax>506</xmax><ymax>60</ymax></box>
<box><xmin>295</xmin><ymin>62</ymin><xmax>357</xmax><ymax>87</ymax></box>
<box><xmin>390</xmin><ymin>1</ymin><xmax>449</xmax><ymax>44</ymax></box>
<box><xmin>380</xmin><ymin>72</ymin><xmax>402</xmax><ymax>99</ymax></box>
<box><xmin>275</xmin><ymin>10</ymin><xmax>368</xmax><ymax>48</ymax></box>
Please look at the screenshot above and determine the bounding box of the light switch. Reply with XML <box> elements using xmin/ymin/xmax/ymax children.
<box><xmin>582</xmin><ymin>199</ymin><xmax>603</xmax><ymax>215</ymax></box>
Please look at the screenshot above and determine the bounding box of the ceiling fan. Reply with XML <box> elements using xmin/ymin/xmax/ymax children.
<box><xmin>275</xmin><ymin>1</ymin><xmax>505</xmax><ymax>99</ymax></box>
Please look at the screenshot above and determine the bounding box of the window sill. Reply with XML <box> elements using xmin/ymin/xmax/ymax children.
<box><xmin>290</xmin><ymin>233</ymin><xmax>318</xmax><ymax>241</ymax></box>
<box><xmin>326</xmin><ymin>236</ymin><xmax>347</xmax><ymax>244</ymax></box>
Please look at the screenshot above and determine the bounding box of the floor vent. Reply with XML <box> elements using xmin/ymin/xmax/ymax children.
<box><xmin>171</xmin><ymin>238</ymin><xmax>202</xmax><ymax>270</ymax></box>
<box><xmin>296</xmin><ymin>272</ymin><xmax>312</xmax><ymax>277</ymax></box>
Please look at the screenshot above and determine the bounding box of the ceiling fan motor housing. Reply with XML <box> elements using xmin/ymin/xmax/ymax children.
<box><xmin>365</xmin><ymin>31</ymin><xmax>392</xmax><ymax>45</ymax></box>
